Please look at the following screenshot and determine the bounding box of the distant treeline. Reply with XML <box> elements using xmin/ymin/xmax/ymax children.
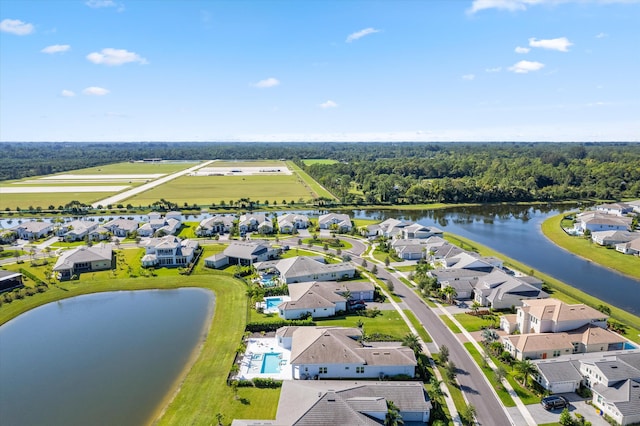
<box><xmin>1</xmin><ymin>142</ymin><xmax>638</xmax><ymax>203</ymax></box>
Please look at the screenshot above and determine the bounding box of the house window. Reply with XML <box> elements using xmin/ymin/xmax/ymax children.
<box><xmin>356</xmin><ymin>367</ymin><xmax>364</xmax><ymax>374</ymax></box>
<box><xmin>319</xmin><ymin>367</ymin><xmax>327</xmax><ymax>374</ymax></box>
<box><xmin>553</xmin><ymin>350</ymin><xmax>561</xmax><ymax>357</ymax></box>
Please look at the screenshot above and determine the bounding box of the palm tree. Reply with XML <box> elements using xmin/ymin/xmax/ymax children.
<box><xmin>428</xmin><ymin>377</ymin><xmax>445</xmax><ymax>410</ymax></box>
<box><xmin>441</xmin><ymin>285</ymin><xmax>457</xmax><ymax>304</ymax></box>
<box><xmin>470</xmin><ymin>301</ymin><xmax>482</xmax><ymax>315</ymax></box>
<box><xmin>461</xmin><ymin>404</ymin><xmax>477</xmax><ymax>426</ymax></box>
<box><xmin>515</xmin><ymin>359</ymin><xmax>536</xmax><ymax>386</ymax></box>
<box><xmin>402</xmin><ymin>333</ymin><xmax>422</xmax><ymax>355</ymax></box>
<box><xmin>384</xmin><ymin>400</ymin><xmax>404</xmax><ymax>426</ymax></box>
<box><xmin>481</xmin><ymin>329</ymin><xmax>499</xmax><ymax>345</ymax></box>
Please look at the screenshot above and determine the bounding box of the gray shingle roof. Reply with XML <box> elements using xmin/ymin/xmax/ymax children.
<box><xmin>593</xmin><ymin>379</ymin><xmax>640</xmax><ymax>417</ymax></box>
<box><xmin>535</xmin><ymin>359</ymin><xmax>583</xmax><ymax>383</ymax></box>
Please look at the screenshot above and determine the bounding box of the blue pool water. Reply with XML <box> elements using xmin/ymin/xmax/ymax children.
<box><xmin>265</xmin><ymin>297</ymin><xmax>283</xmax><ymax>310</ymax></box>
<box><xmin>260</xmin><ymin>353</ymin><xmax>282</xmax><ymax>374</ymax></box>
<box><xmin>261</xmin><ymin>278</ymin><xmax>278</xmax><ymax>288</ymax></box>
<box><xmin>623</xmin><ymin>342</ymin><xmax>637</xmax><ymax>350</ymax></box>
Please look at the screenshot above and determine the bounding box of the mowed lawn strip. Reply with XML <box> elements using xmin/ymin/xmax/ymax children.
<box><xmin>444</xmin><ymin>233</ymin><xmax>640</xmax><ymax>344</ymax></box>
<box><xmin>125</xmin><ymin>174</ymin><xmax>314</xmax><ymax>206</ymax></box>
<box><xmin>0</xmin><ymin>192</ymin><xmax>111</xmax><ymax>210</ymax></box>
<box><xmin>463</xmin><ymin>342</ymin><xmax>515</xmax><ymax>407</ymax></box>
<box><xmin>403</xmin><ymin>309</ymin><xmax>433</xmax><ymax>343</ymax></box>
<box><xmin>301</xmin><ymin>159</ymin><xmax>339</xmax><ymax>166</ymax></box>
<box><xmin>286</xmin><ymin>161</ymin><xmax>337</xmax><ymax>201</ymax></box>
<box><xmin>542</xmin><ymin>213</ymin><xmax>640</xmax><ymax>280</ymax></box>
<box><xmin>68</xmin><ymin>161</ymin><xmax>200</xmax><ymax>175</ymax></box>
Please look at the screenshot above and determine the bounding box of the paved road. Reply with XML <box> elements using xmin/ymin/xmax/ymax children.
<box><xmin>290</xmin><ymin>235</ymin><xmax>513</xmax><ymax>425</ymax></box>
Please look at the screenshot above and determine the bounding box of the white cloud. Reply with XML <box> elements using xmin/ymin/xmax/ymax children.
<box><xmin>83</xmin><ymin>86</ymin><xmax>110</xmax><ymax>96</ymax></box>
<box><xmin>61</xmin><ymin>90</ymin><xmax>76</xmax><ymax>97</ymax></box>
<box><xmin>529</xmin><ymin>37</ymin><xmax>573</xmax><ymax>52</ymax></box>
<box><xmin>515</xmin><ymin>46</ymin><xmax>530</xmax><ymax>54</ymax></box>
<box><xmin>85</xmin><ymin>0</ymin><xmax>116</xmax><ymax>8</ymax></box>
<box><xmin>346</xmin><ymin>27</ymin><xmax>380</xmax><ymax>43</ymax></box>
<box><xmin>508</xmin><ymin>60</ymin><xmax>545</xmax><ymax>73</ymax></box>
<box><xmin>0</xmin><ymin>19</ymin><xmax>34</xmax><ymax>35</ymax></box>
<box><xmin>253</xmin><ymin>77</ymin><xmax>280</xmax><ymax>88</ymax></box>
<box><xmin>41</xmin><ymin>44</ymin><xmax>71</xmax><ymax>54</ymax></box>
<box><xmin>485</xmin><ymin>67</ymin><xmax>502</xmax><ymax>72</ymax></box>
<box><xmin>319</xmin><ymin>100</ymin><xmax>338</xmax><ymax>109</ymax></box>
<box><xmin>595</xmin><ymin>32</ymin><xmax>608</xmax><ymax>38</ymax></box>
<box><xmin>462</xmin><ymin>74</ymin><xmax>476</xmax><ymax>80</ymax></box>
<box><xmin>87</xmin><ymin>48</ymin><xmax>147</xmax><ymax>66</ymax></box>
<box><xmin>468</xmin><ymin>0</ymin><xmax>640</xmax><ymax>14</ymax></box>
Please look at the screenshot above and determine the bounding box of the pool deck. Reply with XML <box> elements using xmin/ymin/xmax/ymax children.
<box><xmin>237</xmin><ymin>338</ymin><xmax>292</xmax><ymax>381</ymax></box>
<box><xmin>259</xmin><ymin>296</ymin><xmax>291</xmax><ymax>314</ymax></box>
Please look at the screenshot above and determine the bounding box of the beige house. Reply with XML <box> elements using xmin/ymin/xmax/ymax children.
<box><xmin>53</xmin><ymin>244</ymin><xmax>114</xmax><ymax>280</ymax></box>
<box><xmin>511</xmin><ymin>299</ymin><xmax>608</xmax><ymax>334</ymax></box>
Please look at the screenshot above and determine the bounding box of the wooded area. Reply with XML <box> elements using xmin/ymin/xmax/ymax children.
<box><xmin>1</xmin><ymin>142</ymin><xmax>638</xmax><ymax>204</ymax></box>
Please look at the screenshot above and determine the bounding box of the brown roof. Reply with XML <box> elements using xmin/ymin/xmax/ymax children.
<box><xmin>522</xmin><ymin>299</ymin><xmax>607</xmax><ymax>323</ymax></box>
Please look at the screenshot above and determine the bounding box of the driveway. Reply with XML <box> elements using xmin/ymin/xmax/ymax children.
<box><xmin>526</xmin><ymin>394</ymin><xmax>608</xmax><ymax>426</ymax></box>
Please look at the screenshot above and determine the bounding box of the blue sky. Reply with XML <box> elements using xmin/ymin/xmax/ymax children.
<box><xmin>1</xmin><ymin>0</ymin><xmax>638</xmax><ymax>142</ymax></box>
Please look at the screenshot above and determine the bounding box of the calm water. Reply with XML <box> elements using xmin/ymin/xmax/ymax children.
<box><xmin>352</xmin><ymin>205</ymin><xmax>640</xmax><ymax>315</ymax></box>
<box><xmin>0</xmin><ymin>288</ymin><xmax>214</xmax><ymax>426</ymax></box>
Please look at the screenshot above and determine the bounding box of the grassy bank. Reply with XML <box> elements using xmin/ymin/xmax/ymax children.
<box><xmin>444</xmin><ymin>233</ymin><xmax>640</xmax><ymax>345</ymax></box>
<box><xmin>541</xmin><ymin>213</ymin><xmax>640</xmax><ymax>280</ymax></box>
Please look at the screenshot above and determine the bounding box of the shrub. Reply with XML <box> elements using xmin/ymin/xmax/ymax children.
<box><xmin>252</xmin><ymin>378</ymin><xmax>282</xmax><ymax>388</ymax></box>
<box><xmin>245</xmin><ymin>319</ymin><xmax>315</xmax><ymax>332</ymax></box>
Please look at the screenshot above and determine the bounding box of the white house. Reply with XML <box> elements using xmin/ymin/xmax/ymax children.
<box><xmin>401</xmin><ymin>223</ymin><xmax>443</xmax><ymax>239</ymax></box>
<box><xmin>137</xmin><ymin>216</ymin><xmax>181</xmax><ymax>237</ymax></box>
<box><xmin>279</xmin><ymin>326</ymin><xmax>417</xmax><ymax>380</ymax></box>
<box><xmin>141</xmin><ymin>236</ymin><xmax>198</xmax><ymax>267</ymax></box>
<box><xmin>616</xmin><ymin>237</ymin><xmax>640</xmax><ymax>255</ymax></box>
<box><xmin>196</xmin><ymin>215</ymin><xmax>234</xmax><ymax>236</ymax></box>
<box><xmin>254</xmin><ymin>256</ymin><xmax>356</xmax><ymax>284</ymax></box>
<box><xmin>318</xmin><ymin>213</ymin><xmax>352</xmax><ymax>232</ymax></box>
<box><xmin>595</xmin><ymin>203</ymin><xmax>634</xmax><ymax>216</ymax></box>
<box><xmin>238</xmin><ymin>213</ymin><xmax>267</xmax><ymax>233</ymax></box>
<box><xmin>473</xmin><ymin>269</ymin><xmax>547</xmax><ymax>310</ymax></box>
<box><xmin>12</xmin><ymin>221</ymin><xmax>53</xmax><ymax>240</ymax></box>
<box><xmin>575</xmin><ymin>212</ymin><xmax>632</xmax><ymax>234</ymax></box>
<box><xmin>277</xmin><ymin>213</ymin><xmax>309</xmax><ymax>233</ymax></box>
<box><xmin>513</xmin><ymin>299</ymin><xmax>608</xmax><ymax>335</ymax></box>
<box><xmin>591</xmin><ymin>230</ymin><xmax>637</xmax><ymax>247</ymax></box>
<box><xmin>59</xmin><ymin>220</ymin><xmax>100</xmax><ymax>242</ymax></box>
<box><xmin>103</xmin><ymin>218</ymin><xmax>139</xmax><ymax>237</ymax></box>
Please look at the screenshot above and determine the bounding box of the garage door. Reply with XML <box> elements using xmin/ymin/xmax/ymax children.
<box><xmin>550</xmin><ymin>381</ymin><xmax>576</xmax><ymax>394</ymax></box>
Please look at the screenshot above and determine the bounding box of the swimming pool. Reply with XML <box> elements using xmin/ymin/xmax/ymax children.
<box><xmin>260</xmin><ymin>353</ymin><xmax>283</xmax><ymax>374</ymax></box>
<box><xmin>265</xmin><ymin>297</ymin><xmax>283</xmax><ymax>310</ymax></box>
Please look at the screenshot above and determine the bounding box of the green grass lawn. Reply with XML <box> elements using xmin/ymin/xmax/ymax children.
<box><xmin>453</xmin><ymin>312</ymin><xmax>499</xmax><ymax>332</ymax></box>
<box><xmin>393</xmin><ymin>265</ymin><xmax>416</xmax><ymax>272</ymax></box>
<box><xmin>445</xmin><ymin>233</ymin><xmax>640</xmax><ymax>344</ymax></box>
<box><xmin>371</xmin><ymin>248</ymin><xmax>402</xmax><ymax>263</ymax></box>
<box><xmin>0</xmin><ymin>192</ymin><xmax>112</xmax><ymax>210</ymax></box>
<box><xmin>463</xmin><ymin>342</ymin><xmax>515</xmax><ymax>407</ymax></box>
<box><xmin>403</xmin><ymin>309</ymin><xmax>433</xmax><ymax>343</ymax></box>
<box><xmin>125</xmin><ymin>174</ymin><xmax>314</xmax><ymax>207</ymax></box>
<box><xmin>286</xmin><ymin>161</ymin><xmax>337</xmax><ymax>201</ymax></box>
<box><xmin>301</xmin><ymin>159</ymin><xmax>339</xmax><ymax>166</ymax></box>
<box><xmin>352</xmin><ymin>218</ymin><xmax>380</xmax><ymax>229</ymax></box>
<box><xmin>542</xmin><ymin>213</ymin><xmax>640</xmax><ymax>280</ymax></box>
<box><xmin>301</xmin><ymin>237</ymin><xmax>353</xmax><ymax>250</ymax></box>
<box><xmin>439</xmin><ymin>315</ymin><xmax>462</xmax><ymax>334</ymax></box>
<box><xmin>0</xmin><ymin>249</ymin><xmax>281</xmax><ymax>425</ymax></box>
<box><xmin>207</xmin><ymin>160</ymin><xmax>287</xmax><ymax>168</ymax></box>
<box><xmin>67</xmin><ymin>161</ymin><xmax>200</xmax><ymax>175</ymax></box>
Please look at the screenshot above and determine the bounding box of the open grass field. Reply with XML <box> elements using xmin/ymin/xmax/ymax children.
<box><xmin>0</xmin><ymin>162</ymin><xmax>200</xmax><ymax>210</ymax></box>
<box><xmin>286</xmin><ymin>161</ymin><xmax>338</xmax><ymax>201</ymax></box>
<box><xmin>207</xmin><ymin>160</ymin><xmax>287</xmax><ymax>168</ymax></box>
<box><xmin>124</xmin><ymin>174</ymin><xmax>315</xmax><ymax>206</ymax></box>
<box><xmin>445</xmin><ymin>233</ymin><xmax>640</xmax><ymax>344</ymax></box>
<box><xmin>301</xmin><ymin>159</ymin><xmax>339</xmax><ymax>166</ymax></box>
<box><xmin>542</xmin><ymin>213</ymin><xmax>640</xmax><ymax>280</ymax></box>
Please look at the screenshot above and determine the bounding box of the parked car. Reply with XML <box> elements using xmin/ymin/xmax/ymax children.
<box><xmin>541</xmin><ymin>395</ymin><xmax>569</xmax><ymax>411</ymax></box>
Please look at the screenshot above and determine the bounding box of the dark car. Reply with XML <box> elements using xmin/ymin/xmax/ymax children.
<box><xmin>541</xmin><ymin>395</ymin><xmax>569</xmax><ymax>411</ymax></box>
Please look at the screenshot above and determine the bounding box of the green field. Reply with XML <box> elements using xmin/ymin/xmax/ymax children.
<box><xmin>207</xmin><ymin>160</ymin><xmax>287</xmax><ymax>168</ymax></box>
<box><xmin>286</xmin><ymin>161</ymin><xmax>338</xmax><ymax>201</ymax></box>
<box><xmin>124</xmin><ymin>174</ymin><xmax>315</xmax><ymax>206</ymax></box>
<box><xmin>542</xmin><ymin>213</ymin><xmax>640</xmax><ymax>280</ymax></box>
<box><xmin>301</xmin><ymin>159</ymin><xmax>339</xmax><ymax>166</ymax></box>
<box><xmin>68</xmin><ymin>161</ymin><xmax>200</xmax><ymax>175</ymax></box>
<box><xmin>0</xmin><ymin>192</ymin><xmax>109</xmax><ymax>210</ymax></box>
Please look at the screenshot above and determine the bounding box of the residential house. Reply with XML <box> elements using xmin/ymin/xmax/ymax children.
<box><xmin>254</xmin><ymin>256</ymin><xmax>356</xmax><ymax>284</ymax></box>
<box><xmin>512</xmin><ymin>299</ymin><xmax>608</xmax><ymax>335</ymax></box>
<box><xmin>232</xmin><ymin>380</ymin><xmax>431</xmax><ymax>425</ymax></box>
<box><xmin>374</xmin><ymin>218</ymin><xmax>414</xmax><ymax>238</ymax></box>
<box><xmin>401</xmin><ymin>223</ymin><xmax>443</xmax><ymax>240</ymax></box>
<box><xmin>279</xmin><ymin>326</ymin><xmax>417</xmax><ymax>380</ymax></box>
<box><xmin>575</xmin><ymin>212</ymin><xmax>632</xmax><ymax>234</ymax></box>
<box><xmin>138</xmin><ymin>217</ymin><xmax>181</xmax><ymax>237</ymax></box>
<box><xmin>616</xmin><ymin>237</ymin><xmax>640</xmax><ymax>256</ymax></box>
<box><xmin>196</xmin><ymin>215</ymin><xmax>234</xmax><ymax>236</ymax></box>
<box><xmin>165</xmin><ymin>211</ymin><xmax>182</xmax><ymax>221</ymax></box>
<box><xmin>238</xmin><ymin>213</ymin><xmax>269</xmax><ymax>234</ymax></box>
<box><xmin>140</xmin><ymin>236</ymin><xmax>198</xmax><ymax>267</ymax></box>
<box><xmin>0</xmin><ymin>270</ymin><xmax>24</xmax><ymax>292</ymax></box>
<box><xmin>12</xmin><ymin>221</ymin><xmax>53</xmax><ymax>240</ymax></box>
<box><xmin>103</xmin><ymin>218</ymin><xmax>139</xmax><ymax>237</ymax></box>
<box><xmin>473</xmin><ymin>269</ymin><xmax>547</xmax><ymax>310</ymax></box>
<box><xmin>59</xmin><ymin>220</ymin><xmax>100</xmax><ymax>242</ymax></box>
<box><xmin>391</xmin><ymin>239</ymin><xmax>429</xmax><ymax>260</ymax></box>
<box><xmin>204</xmin><ymin>241</ymin><xmax>279</xmax><ymax>268</ymax></box>
<box><xmin>318</xmin><ymin>213</ymin><xmax>352</xmax><ymax>232</ymax></box>
<box><xmin>277</xmin><ymin>213</ymin><xmax>309</xmax><ymax>234</ymax></box>
<box><xmin>591</xmin><ymin>230</ymin><xmax>637</xmax><ymax>247</ymax></box>
<box><xmin>53</xmin><ymin>244</ymin><xmax>114</xmax><ymax>280</ymax></box>
<box><xmin>277</xmin><ymin>281</ymin><xmax>375</xmax><ymax>320</ymax></box>
<box><xmin>532</xmin><ymin>351</ymin><xmax>640</xmax><ymax>425</ymax></box>
<box><xmin>502</xmin><ymin>325</ymin><xmax>625</xmax><ymax>361</ymax></box>
<box><xmin>596</xmin><ymin>203</ymin><xmax>634</xmax><ymax>216</ymax></box>
<box><xmin>627</xmin><ymin>199</ymin><xmax>640</xmax><ymax>214</ymax></box>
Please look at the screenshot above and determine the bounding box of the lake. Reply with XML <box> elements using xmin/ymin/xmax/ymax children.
<box><xmin>0</xmin><ymin>288</ymin><xmax>214</xmax><ymax>426</ymax></box>
<box><xmin>351</xmin><ymin>204</ymin><xmax>640</xmax><ymax>315</ymax></box>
